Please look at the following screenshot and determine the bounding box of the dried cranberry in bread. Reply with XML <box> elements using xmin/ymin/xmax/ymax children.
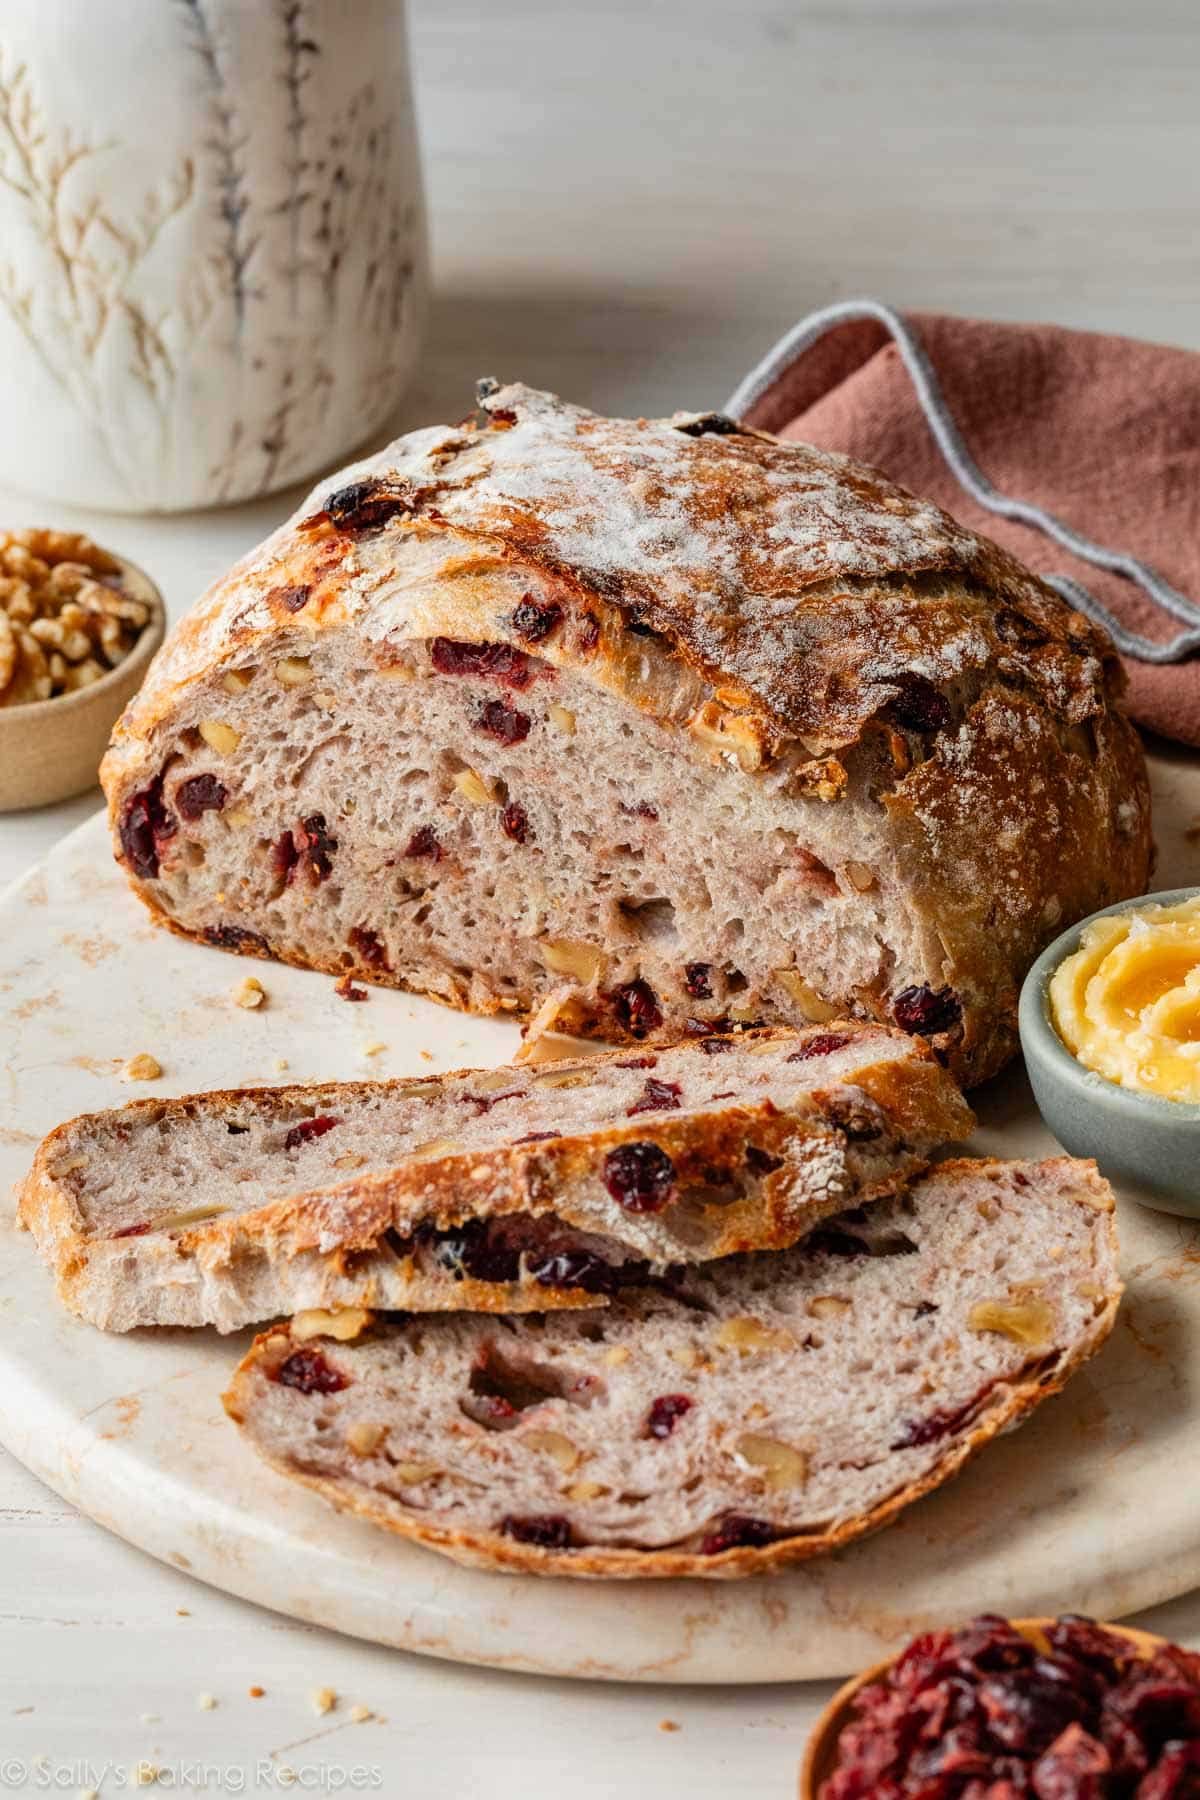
<box><xmin>100</xmin><ymin>384</ymin><xmax>1151</xmax><ymax>1085</ymax></box>
<box><xmin>19</xmin><ymin>1024</ymin><xmax>972</xmax><ymax>1333</ymax></box>
<box><xmin>224</xmin><ymin>1157</ymin><xmax>1120</xmax><ymax>1579</ymax></box>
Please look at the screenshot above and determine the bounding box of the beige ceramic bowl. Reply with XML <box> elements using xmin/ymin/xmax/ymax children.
<box><xmin>0</xmin><ymin>552</ymin><xmax>165</xmax><ymax>813</ymax></box>
<box><xmin>800</xmin><ymin>1617</ymin><xmax>1164</xmax><ymax>1796</ymax></box>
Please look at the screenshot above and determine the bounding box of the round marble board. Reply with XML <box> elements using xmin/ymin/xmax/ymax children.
<box><xmin>0</xmin><ymin>758</ymin><xmax>1197</xmax><ymax>1685</ymax></box>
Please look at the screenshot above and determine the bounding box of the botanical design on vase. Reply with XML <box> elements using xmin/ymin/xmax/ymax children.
<box><xmin>0</xmin><ymin>0</ymin><xmax>425</xmax><ymax>509</ymax></box>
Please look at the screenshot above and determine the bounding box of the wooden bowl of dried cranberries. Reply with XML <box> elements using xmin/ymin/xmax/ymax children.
<box><xmin>0</xmin><ymin>529</ymin><xmax>165</xmax><ymax>811</ymax></box>
<box><xmin>801</xmin><ymin>1613</ymin><xmax>1200</xmax><ymax>1797</ymax></box>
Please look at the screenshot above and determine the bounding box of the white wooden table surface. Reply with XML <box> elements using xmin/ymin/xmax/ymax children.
<box><xmin>2</xmin><ymin>2</ymin><xmax>1199</xmax><ymax>1792</ymax></box>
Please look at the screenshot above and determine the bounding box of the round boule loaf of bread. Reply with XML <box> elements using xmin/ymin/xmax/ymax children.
<box><xmin>101</xmin><ymin>384</ymin><xmax>1151</xmax><ymax>1084</ymax></box>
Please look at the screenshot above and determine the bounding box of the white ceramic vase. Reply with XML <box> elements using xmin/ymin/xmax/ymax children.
<box><xmin>0</xmin><ymin>0</ymin><xmax>428</xmax><ymax>511</ymax></box>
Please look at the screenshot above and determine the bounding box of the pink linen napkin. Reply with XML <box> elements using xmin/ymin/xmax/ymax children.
<box><xmin>727</xmin><ymin>302</ymin><xmax>1200</xmax><ymax>747</ymax></box>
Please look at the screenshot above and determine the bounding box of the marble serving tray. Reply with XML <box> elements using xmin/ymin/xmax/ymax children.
<box><xmin>0</xmin><ymin>766</ymin><xmax>1196</xmax><ymax>1684</ymax></box>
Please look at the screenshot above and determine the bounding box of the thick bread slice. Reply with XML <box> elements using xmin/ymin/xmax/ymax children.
<box><xmin>224</xmin><ymin>1157</ymin><xmax>1120</xmax><ymax>1579</ymax></box>
<box><xmin>100</xmin><ymin>384</ymin><xmax>1151</xmax><ymax>1088</ymax></box>
<box><xmin>19</xmin><ymin>1024</ymin><xmax>972</xmax><ymax>1333</ymax></box>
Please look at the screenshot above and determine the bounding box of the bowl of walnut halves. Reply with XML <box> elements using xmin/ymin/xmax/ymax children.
<box><xmin>0</xmin><ymin>529</ymin><xmax>165</xmax><ymax>812</ymax></box>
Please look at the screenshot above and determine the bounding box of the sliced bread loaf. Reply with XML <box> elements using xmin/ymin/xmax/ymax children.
<box><xmin>20</xmin><ymin>1023</ymin><xmax>972</xmax><ymax>1332</ymax></box>
<box><xmin>224</xmin><ymin>1156</ymin><xmax>1120</xmax><ymax>1579</ymax></box>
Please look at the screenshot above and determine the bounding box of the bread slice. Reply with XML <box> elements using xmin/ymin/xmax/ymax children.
<box><xmin>224</xmin><ymin>1157</ymin><xmax>1120</xmax><ymax>1579</ymax></box>
<box><xmin>99</xmin><ymin>384</ymin><xmax>1151</xmax><ymax>1089</ymax></box>
<box><xmin>19</xmin><ymin>1023</ymin><xmax>971</xmax><ymax>1333</ymax></box>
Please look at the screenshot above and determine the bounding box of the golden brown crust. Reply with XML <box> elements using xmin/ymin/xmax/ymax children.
<box><xmin>883</xmin><ymin>691</ymin><xmax>1153</xmax><ymax>1080</ymax></box>
<box><xmin>20</xmin><ymin>1025</ymin><xmax>973</xmax><ymax>1330</ymax></box>
<box><xmin>223</xmin><ymin>1161</ymin><xmax>1119</xmax><ymax>1579</ymax></box>
<box><xmin>100</xmin><ymin>385</ymin><xmax>1152</xmax><ymax>1086</ymax></box>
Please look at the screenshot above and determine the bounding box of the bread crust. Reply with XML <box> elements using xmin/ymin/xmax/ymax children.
<box><xmin>223</xmin><ymin>1156</ymin><xmax>1120</xmax><ymax>1579</ymax></box>
<box><xmin>19</xmin><ymin>1025</ymin><xmax>973</xmax><ymax>1332</ymax></box>
<box><xmin>100</xmin><ymin>385</ymin><xmax>1152</xmax><ymax>1084</ymax></box>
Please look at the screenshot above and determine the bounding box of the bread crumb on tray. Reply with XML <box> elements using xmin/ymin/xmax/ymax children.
<box><xmin>120</xmin><ymin>1053</ymin><xmax>162</xmax><ymax>1082</ymax></box>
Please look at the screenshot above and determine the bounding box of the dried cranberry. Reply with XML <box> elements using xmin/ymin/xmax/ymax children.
<box><xmin>887</xmin><ymin>673</ymin><xmax>953</xmax><ymax>733</ymax></box>
<box><xmin>431</xmin><ymin>637</ymin><xmax>533</xmax><ymax>688</ymax></box>
<box><xmin>1135</xmin><ymin>1741</ymin><xmax>1200</xmax><ymax>1797</ymax></box>
<box><xmin>475</xmin><ymin>697</ymin><xmax>532</xmax><ymax>744</ymax></box>
<box><xmin>510</xmin><ymin>597</ymin><xmax>563</xmax><ymax>643</ymax></box>
<box><xmin>645</xmin><ymin>1394</ymin><xmax>693</xmax><ymax>1439</ymax></box>
<box><xmin>611</xmin><ymin>979</ymin><xmax>662</xmax><ymax>1038</ymax></box>
<box><xmin>297</xmin><ymin>813</ymin><xmax>337</xmax><ymax>883</ymax></box>
<box><xmin>270</xmin><ymin>830</ymin><xmax>299</xmax><ymax>886</ymax></box>
<box><xmin>334</xmin><ymin>975</ymin><xmax>368</xmax><ymax>1002</ymax></box>
<box><xmin>602</xmin><ymin>1141</ymin><xmax>676</xmax><ymax>1213</ymax></box>
<box><xmin>627</xmin><ymin>1078</ymin><xmax>683</xmax><ymax>1116</ymax></box>
<box><xmin>175</xmin><ymin>773</ymin><xmax>228</xmax><ymax>820</ymax></box>
<box><xmin>403</xmin><ymin>824</ymin><xmax>442</xmax><ymax>860</ymax></box>
<box><xmin>283</xmin><ymin>1115</ymin><xmax>339</xmax><ymax>1150</ymax></box>
<box><xmin>699</xmin><ymin>1514</ymin><xmax>776</xmax><ymax>1555</ymax></box>
<box><xmin>324</xmin><ymin>477</ymin><xmax>413</xmax><ymax>531</ymax></box>
<box><xmin>1044</xmin><ymin>1617</ymin><xmax>1134</xmax><ymax>1679</ymax></box>
<box><xmin>203</xmin><ymin>924</ymin><xmax>270</xmax><ymax>955</ymax></box>
<box><xmin>979</xmin><ymin>1670</ymin><xmax>1083</xmax><ymax>1755</ymax></box>
<box><xmin>684</xmin><ymin>962</ymin><xmax>713</xmax><ymax>999</ymax></box>
<box><xmin>893</xmin><ymin>984</ymin><xmax>962</xmax><ymax>1036</ymax></box>
<box><xmin>498</xmin><ymin>1514</ymin><xmax>572</xmax><ymax>1549</ymax></box>
<box><xmin>275</xmin><ymin>583</ymin><xmax>311</xmax><ymax>612</ymax></box>
<box><xmin>119</xmin><ymin>775</ymin><xmax>176</xmax><ymax>880</ymax></box>
<box><xmin>348</xmin><ymin>925</ymin><xmax>389</xmax><ymax>969</ymax></box>
<box><xmin>697</xmin><ymin>1034</ymin><xmax>733</xmax><ymax>1054</ymax></box>
<box><xmin>112</xmin><ymin>1220</ymin><xmax>151</xmax><ymax>1239</ymax></box>
<box><xmin>1106</xmin><ymin>1671</ymin><xmax>1200</xmax><ymax>1745</ymax></box>
<box><xmin>501</xmin><ymin>802</ymin><xmax>532</xmax><ymax>843</ymax></box>
<box><xmin>786</xmin><ymin>1032</ymin><xmax>851</xmax><ymax>1061</ymax></box>
<box><xmin>675</xmin><ymin>412</ymin><xmax>740</xmax><ymax>437</ymax></box>
<box><xmin>615</xmin><ymin>1056</ymin><xmax>656</xmax><ymax>1070</ymax></box>
<box><xmin>890</xmin><ymin>1385</ymin><xmax>995</xmax><ymax>1450</ymax></box>
<box><xmin>274</xmin><ymin>1347</ymin><xmax>348</xmax><ymax>1394</ymax></box>
<box><xmin>431</xmin><ymin>1219</ymin><xmax>522</xmax><ymax>1285</ymax></box>
<box><xmin>531</xmin><ymin>1249</ymin><xmax>619</xmax><ymax>1296</ymax></box>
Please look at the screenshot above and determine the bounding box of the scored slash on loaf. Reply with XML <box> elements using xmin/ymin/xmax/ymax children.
<box><xmin>18</xmin><ymin>1024</ymin><xmax>973</xmax><ymax>1333</ymax></box>
<box><xmin>99</xmin><ymin>383</ymin><xmax>1151</xmax><ymax>1088</ymax></box>
<box><xmin>224</xmin><ymin>1157</ymin><xmax>1122</xmax><ymax>1579</ymax></box>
